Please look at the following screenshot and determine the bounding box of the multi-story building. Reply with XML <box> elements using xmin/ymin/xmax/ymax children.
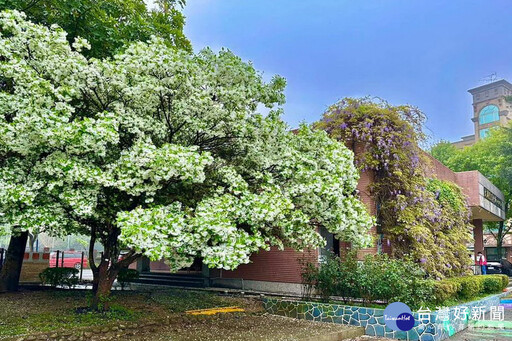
<box><xmin>453</xmin><ymin>79</ymin><xmax>512</xmax><ymax>148</ymax></box>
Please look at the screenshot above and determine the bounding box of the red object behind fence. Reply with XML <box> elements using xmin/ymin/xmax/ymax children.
<box><xmin>49</xmin><ymin>251</ymin><xmax>88</xmax><ymax>269</ymax></box>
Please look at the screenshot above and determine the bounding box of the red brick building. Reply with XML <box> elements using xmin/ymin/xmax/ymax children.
<box><xmin>134</xmin><ymin>153</ymin><xmax>505</xmax><ymax>293</ymax></box>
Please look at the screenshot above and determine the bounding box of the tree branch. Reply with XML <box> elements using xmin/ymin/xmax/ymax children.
<box><xmin>22</xmin><ymin>0</ymin><xmax>42</xmax><ymax>12</ymax></box>
<box><xmin>114</xmin><ymin>248</ymin><xmax>142</xmax><ymax>269</ymax></box>
<box><xmin>88</xmin><ymin>225</ymin><xmax>98</xmax><ymax>272</ymax></box>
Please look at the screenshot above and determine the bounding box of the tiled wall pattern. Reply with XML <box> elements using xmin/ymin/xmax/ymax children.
<box><xmin>263</xmin><ymin>292</ymin><xmax>507</xmax><ymax>341</ymax></box>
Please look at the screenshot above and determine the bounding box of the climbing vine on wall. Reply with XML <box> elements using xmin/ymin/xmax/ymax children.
<box><xmin>315</xmin><ymin>97</ymin><xmax>473</xmax><ymax>278</ymax></box>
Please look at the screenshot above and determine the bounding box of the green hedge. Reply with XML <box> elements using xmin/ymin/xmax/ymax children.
<box><xmin>431</xmin><ymin>279</ymin><xmax>459</xmax><ymax>304</ymax></box>
<box><xmin>39</xmin><ymin>267</ymin><xmax>79</xmax><ymax>288</ymax></box>
<box><xmin>117</xmin><ymin>268</ymin><xmax>139</xmax><ymax>290</ymax></box>
<box><xmin>482</xmin><ymin>276</ymin><xmax>505</xmax><ymax>294</ymax></box>
<box><xmin>432</xmin><ymin>274</ymin><xmax>508</xmax><ymax>304</ymax></box>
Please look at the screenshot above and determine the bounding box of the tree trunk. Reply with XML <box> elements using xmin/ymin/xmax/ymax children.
<box><xmin>87</xmin><ymin>225</ymin><xmax>141</xmax><ymax>311</ymax></box>
<box><xmin>497</xmin><ymin>220</ymin><xmax>509</xmax><ymax>260</ymax></box>
<box><xmin>0</xmin><ymin>231</ymin><xmax>29</xmax><ymax>292</ymax></box>
<box><xmin>91</xmin><ymin>261</ymin><xmax>119</xmax><ymax>311</ymax></box>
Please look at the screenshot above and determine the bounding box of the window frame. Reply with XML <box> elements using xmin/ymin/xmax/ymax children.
<box><xmin>479</xmin><ymin>128</ymin><xmax>490</xmax><ymax>139</ymax></box>
<box><xmin>479</xmin><ymin>105</ymin><xmax>500</xmax><ymax>125</ymax></box>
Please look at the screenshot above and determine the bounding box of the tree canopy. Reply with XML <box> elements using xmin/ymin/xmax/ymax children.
<box><xmin>429</xmin><ymin>140</ymin><xmax>458</xmax><ymax>169</ymax></box>
<box><xmin>431</xmin><ymin>125</ymin><xmax>512</xmax><ymax>257</ymax></box>
<box><xmin>0</xmin><ymin>0</ymin><xmax>191</xmax><ymax>58</ymax></box>
<box><xmin>0</xmin><ymin>11</ymin><xmax>374</xmax><ymax>306</ymax></box>
<box><xmin>0</xmin><ymin>0</ymin><xmax>191</xmax><ymax>292</ymax></box>
<box><xmin>431</xmin><ymin>127</ymin><xmax>512</xmax><ymax>201</ymax></box>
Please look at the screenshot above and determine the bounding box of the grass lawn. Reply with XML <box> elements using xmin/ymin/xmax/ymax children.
<box><xmin>0</xmin><ymin>288</ymin><xmax>358</xmax><ymax>341</ymax></box>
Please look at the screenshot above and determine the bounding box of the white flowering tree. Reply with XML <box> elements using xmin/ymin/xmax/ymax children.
<box><xmin>0</xmin><ymin>11</ymin><xmax>374</xmax><ymax>309</ymax></box>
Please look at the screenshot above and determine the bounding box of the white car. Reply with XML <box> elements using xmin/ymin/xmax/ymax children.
<box><xmin>486</xmin><ymin>261</ymin><xmax>503</xmax><ymax>274</ymax></box>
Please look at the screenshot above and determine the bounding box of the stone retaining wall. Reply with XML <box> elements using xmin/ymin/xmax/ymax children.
<box><xmin>263</xmin><ymin>292</ymin><xmax>508</xmax><ymax>341</ymax></box>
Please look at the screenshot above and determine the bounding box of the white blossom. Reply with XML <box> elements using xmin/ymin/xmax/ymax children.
<box><xmin>0</xmin><ymin>11</ymin><xmax>374</xmax><ymax>272</ymax></box>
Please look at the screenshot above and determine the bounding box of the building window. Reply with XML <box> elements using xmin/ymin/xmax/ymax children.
<box><xmin>479</xmin><ymin>105</ymin><xmax>500</xmax><ymax>124</ymax></box>
<box><xmin>480</xmin><ymin>128</ymin><xmax>490</xmax><ymax>139</ymax></box>
<box><xmin>318</xmin><ymin>226</ymin><xmax>340</xmax><ymax>262</ymax></box>
<box><xmin>485</xmin><ymin>247</ymin><xmax>500</xmax><ymax>261</ymax></box>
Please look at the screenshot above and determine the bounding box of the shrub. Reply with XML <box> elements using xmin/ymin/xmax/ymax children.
<box><xmin>302</xmin><ymin>253</ymin><xmax>342</xmax><ymax>302</ymax></box>
<box><xmin>301</xmin><ymin>252</ymin><xmax>507</xmax><ymax>309</ymax></box>
<box><xmin>482</xmin><ymin>276</ymin><xmax>502</xmax><ymax>294</ymax></box>
<box><xmin>39</xmin><ymin>267</ymin><xmax>79</xmax><ymax>288</ymax></box>
<box><xmin>345</xmin><ymin>253</ymin><xmax>435</xmax><ymax>308</ymax></box>
<box><xmin>447</xmin><ymin>276</ymin><xmax>483</xmax><ymax>300</ymax></box>
<box><xmin>485</xmin><ymin>274</ymin><xmax>508</xmax><ymax>291</ymax></box>
<box><xmin>300</xmin><ymin>261</ymin><xmax>317</xmax><ymax>300</ymax></box>
<box><xmin>432</xmin><ymin>280</ymin><xmax>460</xmax><ymax>304</ymax></box>
<box><xmin>117</xmin><ymin>268</ymin><xmax>139</xmax><ymax>290</ymax></box>
<box><xmin>337</xmin><ymin>251</ymin><xmax>361</xmax><ymax>303</ymax></box>
<box><xmin>497</xmin><ymin>274</ymin><xmax>509</xmax><ymax>290</ymax></box>
<box><xmin>364</xmin><ymin>254</ymin><xmax>432</xmax><ymax>308</ymax></box>
<box><xmin>301</xmin><ymin>252</ymin><xmax>432</xmax><ymax>309</ymax></box>
<box><xmin>431</xmin><ymin>275</ymin><xmax>508</xmax><ymax>305</ymax></box>
<box><xmin>358</xmin><ymin>254</ymin><xmax>405</xmax><ymax>305</ymax></box>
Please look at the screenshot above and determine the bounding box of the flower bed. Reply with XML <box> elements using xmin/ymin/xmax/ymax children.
<box><xmin>263</xmin><ymin>291</ymin><xmax>509</xmax><ymax>341</ymax></box>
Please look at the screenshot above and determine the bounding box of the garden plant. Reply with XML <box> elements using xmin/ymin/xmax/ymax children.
<box><xmin>316</xmin><ymin>98</ymin><xmax>474</xmax><ymax>278</ymax></box>
<box><xmin>302</xmin><ymin>252</ymin><xmax>508</xmax><ymax>310</ymax></box>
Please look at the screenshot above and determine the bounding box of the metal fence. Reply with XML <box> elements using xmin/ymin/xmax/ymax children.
<box><xmin>51</xmin><ymin>250</ymin><xmax>86</xmax><ymax>281</ymax></box>
<box><xmin>0</xmin><ymin>248</ymin><xmax>89</xmax><ymax>280</ymax></box>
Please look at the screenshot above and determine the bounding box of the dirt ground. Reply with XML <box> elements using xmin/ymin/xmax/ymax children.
<box><xmin>0</xmin><ymin>288</ymin><xmax>358</xmax><ymax>341</ymax></box>
<box><xmin>128</xmin><ymin>314</ymin><xmax>361</xmax><ymax>341</ymax></box>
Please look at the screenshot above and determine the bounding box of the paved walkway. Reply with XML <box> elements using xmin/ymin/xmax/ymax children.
<box><xmin>449</xmin><ymin>327</ymin><xmax>512</xmax><ymax>340</ymax></box>
<box><xmin>449</xmin><ymin>309</ymin><xmax>512</xmax><ymax>340</ymax></box>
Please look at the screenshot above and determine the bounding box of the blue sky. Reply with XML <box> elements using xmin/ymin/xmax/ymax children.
<box><xmin>182</xmin><ymin>1</ymin><xmax>512</xmax><ymax>143</ymax></box>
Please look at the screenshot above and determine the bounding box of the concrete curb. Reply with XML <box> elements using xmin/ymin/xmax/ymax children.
<box><xmin>300</xmin><ymin>326</ymin><xmax>364</xmax><ymax>341</ymax></box>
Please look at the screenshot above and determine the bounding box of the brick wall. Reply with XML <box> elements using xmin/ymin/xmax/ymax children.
<box><xmin>455</xmin><ymin>171</ymin><xmax>480</xmax><ymax>207</ymax></box>
<box><xmin>425</xmin><ymin>152</ymin><xmax>458</xmax><ymax>183</ymax></box>
<box><xmin>354</xmin><ymin>169</ymin><xmax>380</xmax><ymax>257</ymax></box>
<box><xmin>220</xmin><ymin>247</ymin><xmax>317</xmax><ymax>283</ymax></box>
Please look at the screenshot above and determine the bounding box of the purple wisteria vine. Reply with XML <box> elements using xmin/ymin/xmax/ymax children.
<box><xmin>316</xmin><ymin>97</ymin><xmax>473</xmax><ymax>278</ymax></box>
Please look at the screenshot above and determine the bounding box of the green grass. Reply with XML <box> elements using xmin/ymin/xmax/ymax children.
<box><xmin>0</xmin><ymin>288</ymin><xmax>255</xmax><ymax>338</ymax></box>
<box><xmin>150</xmin><ymin>289</ymin><xmax>234</xmax><ymax>312</ymax></box>
<box><xmin>0</xmin><ymin>290</ymin><xmax>142</xmax><ymax>337</ymax></box>
<box><xmin>0</xmin><ymin>306</ymin><xmax>139</xmax><ymax>337</ymax></box>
